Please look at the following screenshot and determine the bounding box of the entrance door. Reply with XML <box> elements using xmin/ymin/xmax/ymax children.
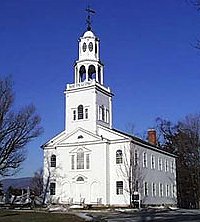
<box><xmin>61</xmin><ymin>181</ymin><xmax>70</xmax><ymax>203</ymax></box>
<box><xmin>90</xmin><ymin>181</ymin><xmax>100</xmax><ymax>203</ymax></box>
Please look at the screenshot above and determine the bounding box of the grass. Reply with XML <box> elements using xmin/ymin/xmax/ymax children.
<box><xmin>0</xmin><ymin>210</ymin><xmax>85</xmax><ymax>222</ymax></box>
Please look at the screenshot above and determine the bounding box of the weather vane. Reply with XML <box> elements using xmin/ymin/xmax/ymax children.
<box><xmin>86</xmin><ymin>5</ymin><xmax>95</xmax><ymax>31</ymax></box>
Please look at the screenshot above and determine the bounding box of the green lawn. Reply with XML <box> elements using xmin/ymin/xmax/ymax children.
<box><xmin>0</xmin><ymin>210</ymin><xmax>85</xmax><ymax>222</ymax></box>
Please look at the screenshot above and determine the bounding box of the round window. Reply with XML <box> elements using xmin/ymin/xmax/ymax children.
<box><xmin>82</xmin><ymin>43</ymin><xmax>87</xmax><ymax>52</ymax></box>
<box><xmin>89</xmin><ymin>42</ymin><xmax>93</xmax><ymax>52</ymax></box>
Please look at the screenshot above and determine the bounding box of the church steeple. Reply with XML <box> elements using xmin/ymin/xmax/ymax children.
<box><xmin>74</xmin><ymin>7</ymin><xmax>104</xmax><ymax>85</ymax></box>
<box><xmin>65</xmin><ymin>8</ymin><xmax>112</xmax><ymax>134</ymax></box>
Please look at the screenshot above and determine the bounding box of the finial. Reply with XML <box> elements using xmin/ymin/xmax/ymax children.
<box><xmin>85</xmin><ymin>6</ymin><xmax>95</xmax><ymax>31</ymax></box>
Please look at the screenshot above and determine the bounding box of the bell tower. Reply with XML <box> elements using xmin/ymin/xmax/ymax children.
<box><xmin>65</xmin><ymin>7</ymin><xmax>113</xmax><ymax>134</ymax></box>
<box><xmin>74</xmin><ymin>30</ymin><xmax>103</xmax><ymax>85</ymax></box>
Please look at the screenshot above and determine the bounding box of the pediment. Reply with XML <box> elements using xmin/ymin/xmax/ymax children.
<box><xmin>69</xmin><ymin>146</ymin><xmax>91</xmax><ymax>154</ymax></box>
<box><xmin>44</xmin><ymin>128</ymin><xmax>101</xmax><ymax>146</ymax></box>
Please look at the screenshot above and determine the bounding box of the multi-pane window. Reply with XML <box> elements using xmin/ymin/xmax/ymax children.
<box><xmin>77</xmin><ymin>149</ymin><xmax>84</xmax><ymax>169</ymax></box>
<box><xmin>99</xmin><ymin>105</ymin><xmax>105</xmax><ymax>121</ymax></box>
<box><xmin>85</xmin><ymin>108</ymin><xmax>88</xmax><ymax>119</ymax></box>
<box><xmin>134</xmin><ymin>150</ymin><xmax>138</xmax><ymax>166</ymax></box>
<box><xmin>73</xmin><ymin>110</ymin><xmax>76</xmax><ymax>120</ymax></box>
<box><xmin>158</xmin><ymin>157</ymin><xmax>162</xmax><ymax>171</ymax></box>
<box><xmin>144</xmin><ymin>182</ymin><xmax>148</xmax><ymax>196</ymax></box>
<box><xmin>166</xmin><ymin>184</ymin><xmax>169</xmax><ymax>197</ymax></box>
<box><xmin>172</xmin><ymin>184</ymin><xmax>176</xmax><ymax>198</ymax></box>
<box><xmin>143</xmin><ymin>152</ymin><xmax>147</xmax><ymax>168</ymax></box>
<box><xmin>102</xmin><ymin>106</ymin><xmax>105</xmax><ymax>121</ymax></box>
<box><xmin>152</xmin><ymin>183</ymin><xmax>156</xmax><ymax>197</ymax></box>
<box><xmin>165</xmin><ymin>159</ymin><xmax>169</xmax><ymax>172</ymax></box>
<box><xmin>116</xmin><ymin>181</ymin><xmax>123</xmax><ymax>195</ymax></box>
<box><xmin>116</xmin><ymin>150</ymin><xmax>123</xmax><ymax>164</ymax></box>
<box><xmin>71</xmin><ymin>155</ymin><xmax>75</xmax><ymax>170</ymax></box>
<box><xmin>106</xmin><ymin>109</ymin><xmax>109</xmax><ymax>123</ymax></box>
<box><xmin>71</xmin><ymin>149</ymin><xmax>90</xmax><ymax>170</ymax></box>
<box><xmin>171</xmin><ymin>161</ymin><xmax>175</xmax><ymax>173</ymax></box>
<box><xmin>151</xmin><ymin>155</ymin><xmax>155</xmax><ymax>169</ymax></box>
<box><xmin>73</xmin><ymin>105</ymin><xmax>89</xmax><ymax>121</ymax></box>
<box><xmin>159</xmin><ymin>183</ymin><xmax>163</xmax><ymax>197</ymax></box>
<box><xmin>134</xmin><ymin>180</ymin><xmax>139</xmax><ymax>192</ymax></box>
<box><xmin>86</xmin><ymin>154</ymin><xmax>90</xmax><ymax>169</ymax></box>
<box><xmin>78</xmin><ymin>105</ymin><xmax>84</xmax><ymax>119</ymax></box>
<box><xmin>50</xmin><ymin>182</ymin><xmax>56</xmax><ymax>195</ymax></box>
<box><xmin>50</xmin><ymin>155</ymin><xmax>56</xmax><ymax>167</ymax></box>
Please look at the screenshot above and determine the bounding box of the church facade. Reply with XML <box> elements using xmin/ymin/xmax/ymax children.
<box><xmin>42</xmin><ymin>25</ymin><xmax>177</xmax><ymax>207</ymax></box>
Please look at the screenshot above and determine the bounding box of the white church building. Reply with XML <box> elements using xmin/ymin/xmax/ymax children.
<box><xmin>42</xmin><ymin>17</ymin><xmax>177</xmax><ymax>207</ymax></box>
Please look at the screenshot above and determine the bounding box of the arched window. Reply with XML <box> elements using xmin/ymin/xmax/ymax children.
<box><xmin>79</xmin><ymin>65</ymin><xmax>86</xmax><ymax>82</ymax></box>
<box><xmin>88</xmin><ymin>65</ymin><xmax>96</xmax><ymax>80</ymax></box>
<box><xmin>50</xmin><ymin>155</ymin><xmax>56</xmax><ymax>167</ymax></box>
<box><xmin>116</xmin><ymin>150</ymin><xmax>123</xmax><ymax>164</ymax></box>
<box><xmin>78</xmin><ymin>105</ymin><xmax>83</xmax><ymax>120</ymax></box>
<box><xmin>77</xmin><ymin>176</ymin><xmax>84</xmax><ymax>182</ymax></box>
<box><xmin>77</xmin><ymin>148</ymin><xmax>84</xmax><ymax>169</ymax></box>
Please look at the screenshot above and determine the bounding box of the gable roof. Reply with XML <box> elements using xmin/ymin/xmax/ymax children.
<box><xmin>112</xmin><ymin>128</ymin><xmax>176</xmax><ymax>158</ymax></box>
<box><xmin>41</xmin><ymin>127</ymin><xmax>103</xmax><ymax>148</ymax></box>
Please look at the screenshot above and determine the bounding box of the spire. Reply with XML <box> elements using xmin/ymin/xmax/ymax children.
<box><xmin>85</xmin><ymin>6</ymin><xmax>95</xmax><ymax>31</ymax></box>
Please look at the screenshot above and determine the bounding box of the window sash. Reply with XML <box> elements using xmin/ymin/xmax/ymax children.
<box><xmin>71</xmin><ymin>155</ymin><xmax>75</xmax><ymax>170</ymax></box>
<box><xmin>51</xmin><ymin>155</ymin><xmax>56</xmax><ymax>167</ymax></box>
<box><xmin>85</xmin><ymin>108</ymin><xmax>88</xmax><ymax>119</ymax></box>
<box><xmin>73</xmin><ymin>110</ymin><xmax>76</xmax><ymax>120</ymax></box>
<box><xmin>77</xmin><ymin>150</ymin><xmax>84</xmax><ymax>169</ymax></box>
<box><xmin>86</xmin><ymin>154</ymin><xmax>90</xmax><ymax>169</ymax></box>
<box><xmin>158</xmin><ymin>158</ymin><xmax>162</xmax><ymax>171</ymax></box>
<box><xmin>50</xmin><ymin>183</ymin><xmax>56</xmax><ymax>195</ymax></box>
<box><xmin>151</xmin><ymin>155</ymin><xmax>155</xmax><ymax>169</ymax></box>
<box><xmin>159</xmin><ymin>183</ymin><xmax>163</xmax><ymax>197</ymax></box>
<box><xmin>78</xmin><ymin>105</ymin><xmax>83</xmax><ymax>120</ymax></box>
<box><xmin>144</xmin><ymin>182</ymin><xmax>148</xmax><ymax>196</ymax></box>
<box><xmin>143</xmin><ymin>152</ymin><xmax>147</xmax><ymax>168</ymax></box>
<box><xmin>116</xmin><ymin>181</ymin><xmax>123</xmax><ymax>195</ymax></box>
<box><xmin>116</xmin><ymin>150</ymin><xmax>123</xmax><ymax>164</ymax></box>
<box><xmin>152</xmin><ymin>183</ymin><xmax>156</xmax><ymax>197</ymax></box>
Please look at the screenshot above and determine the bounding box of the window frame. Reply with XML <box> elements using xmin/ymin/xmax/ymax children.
<box><xmin>73</xmin><ymin>110</ymin><xmax>76</xmax><ymax>120</ymax></box>
<box><xmin>50</xmin><ymin>182</ymin><xmax>56</xmax><ymax>195</ymax></box>
<box><xmin>85</xmin><ymin>108</ymin><xmax>88</xmax><ymax>119</ymax></box>
<box><xmin>78</xmin><ymin>105</ymin><xmax>84</xmax><ymax>120</ymax></box>
<box><xmin>77</xmin><ymin>148</ymin><xmax>84</xmax><ymax>169</ymax></box>
<box><xmin>71</xmin><ymin>155</ymin><xmax>75</xmax><ymax>170</ymax></box>
<box><xmin>116</xmin><ymin>181</ymin><xmax>123</xmax><ymax>195</ymax></box>
<box><xmin>158</xmin><ymin>157</ymin><xmax>162</xmax><ymax>171</ymax></box>
<box><xmin>50</xmin><ymin>154</ymin><xmax>56</xmax><ymax>167</ymax></box>
<box><xmin>151</xmin><ymin>155</ymin><xmax>155</xmax><ymax>169</ymax></box>
<box><xmin>134</xmin><ymin>150</ymin><xmax>138</xmax><ymax>166</ymax></box>
<box><xmin>159</xmin><ymin>183</ymin><xmax>163</xmax><ymax>197</ymax></box>
<box><xmin>86</xmin><ymin>153</ymin><xmax>90</xmax><ymax>169</ymax></box>
<box><xmin>165</xmin><ymin>159</ymin><xmax>169</xmax><ymax>172</ymax></box>
<box><xmin>116</xmin><ymin>150</ymin><xmax>123</xmax><ymax>164</ymax></box>
<box><xmin>144</xmin><ymin>182</ymin><xmax>148</xmax><ymax>197</ymax></box>
<box><xmin>166</xmin><ymin>184</ymin><xmax>169</xmax><ymax>197</ymax></box>
<box><xmin>152</xmin><ymin>183</ymin><xmax>156</xmax><ymax>197</ymax></box>
<box><xmin>143</xmin><ymin>152</ymin><xmax>147</xmax><ymax>168</ymax></box>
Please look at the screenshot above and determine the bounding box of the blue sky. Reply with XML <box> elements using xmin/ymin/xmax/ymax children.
<box><xmin>0</xmin><ymin>0</ymin><xmax>199</xmax><ymax>178</ymax></box>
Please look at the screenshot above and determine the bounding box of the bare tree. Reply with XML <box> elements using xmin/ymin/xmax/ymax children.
<box><xmin>31</xmin><ymin>168</ymin><xmax>43</xmax><ymax>196</ymax></box>
<box><xmin>117</xmin><ymin>144</ymin><xmax>144</xmax><ymax>207</ymax></box>
<box><xmin>156</xmin><ymin>114</ymin><xmax>200</xmax><ymax>208</ymax></box>
<box><xmin>0</xmin><ymin>76</ymin><xmax>43</xmax><ymax>176</ymax></box>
